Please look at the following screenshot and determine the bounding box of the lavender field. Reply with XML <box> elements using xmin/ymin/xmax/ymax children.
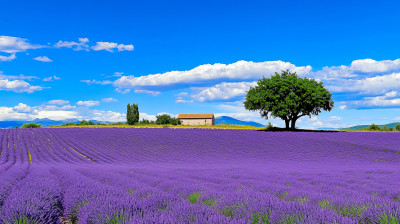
<box><xmin>0</xmin><ymin>128</ymin><xmax>399</xmax><ymax>223</ymax></box>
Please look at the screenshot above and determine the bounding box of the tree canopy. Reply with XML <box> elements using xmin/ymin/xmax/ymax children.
<box><xmin>244</xmin><ymin>70</ymin><xmax>334</xmax><ymax>130</ymax></box>
<box><xmin>127</xmin><ymin>103</ymin><xmax>139</xmax><ymax>125</ymax></box>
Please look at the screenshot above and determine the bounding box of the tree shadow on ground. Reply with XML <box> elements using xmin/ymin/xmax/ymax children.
<box><xmin>257</xmin><ymin>127</ymin><xmax>342</xmax><ymax>132</ymax></box>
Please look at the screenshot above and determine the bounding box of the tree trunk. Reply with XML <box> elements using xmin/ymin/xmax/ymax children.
<box><xmin>285</xmin><ymin>119</ymin><xmax>290</xmax><ymax>130</ymax></box>
<box><xmin>291</xmin><ymin>118</ymin><xmax>297</xmax><ymax>130</ymax></box>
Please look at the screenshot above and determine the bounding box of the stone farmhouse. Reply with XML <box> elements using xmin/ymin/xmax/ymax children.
<box><xmin>177</xmin><ymin>113</ymin><xmax>215</xmax><ymax>125</ymax></box>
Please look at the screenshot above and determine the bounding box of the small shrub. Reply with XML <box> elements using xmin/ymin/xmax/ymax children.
<box><xmin>266</xmin><ymin>122</ymin><xmax>274</xmax><ymax>130</ymax></box>
<box><xmin>188</xmin><ymin>193</ymin><xmax>201</xmax><ymax>204</ymax></box>
<box><xmin>21</xmin><ymin>123</ymin><xmax>41</xmax><ymax>128</ymax></box>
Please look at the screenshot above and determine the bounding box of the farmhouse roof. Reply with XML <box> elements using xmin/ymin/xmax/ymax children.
<box><xmin>178</xmin><ymin>113</ymin><xmax>214</xmax><ymax>119</ymax></box>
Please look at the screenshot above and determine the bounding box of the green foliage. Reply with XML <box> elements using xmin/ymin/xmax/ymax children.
<box><xmin>188</xmin><ymin>193</ymin><xmax>201</xmax><ymax>204</ymax></box>
<box><xmin>140</xmin><ymin>118</ymin><xmax>150</xmax><ymax>124</ymax></box>
<box><xmin>379</xmin><ymin>212</ymin><xmax>399</xmax><ymax>224</ymax></box>
<box><xmin>221</xmin><ymin>203</ymin><xmax>244</xmax><ymax>219</ymax></box>
<box><xmin>244</xmin><ymin>70</ymin><xmax>334</xmax><ymax>130</ymax></box>
<box><xmin>278</xmin><ymin>191</ymin><xmax>288</xmax><ymax>200</ymax></box>
<box><xmin>396</xmin><ymin>124</ymin><xmax>400</xmax><ymax>131</ymax></box>
<box><xmin>127</xmin><ymin>103</ymin><xmax>139</xmax><ymax>125</ymax></box>
<box><xmin>251</xmin><ymin>212</ymin><xmax>271</xmax><ymax>224</ymax></box>
<box><xmin>64</xmin><ymin>122</ymin><xmax>78</xmax><ymax>126</ymax></box>
<box><xmin>88</xmin><ymin>120</ymin><xmax>94</xmax><ymax>125</ymax></box>
<box><xmin>202</xmin><ymin>199</ymin><xmax>216</xmax><ymax>207</ymax></box>
<box><xmin>105</xmin><ymin>214</ymin><xmax>127</xmax><ymax>224</ymax></box>
<box><xmin>279</xmin><ymin>213</ymin><xmax>305</xmax><ymax>224</ymax></box>
<box><xmin>80</xmin><ymin>120</ymin><xmax>88</xmax><ymax>125</ymax></box>
<box><xmin>266</xmin><ymin>122</ymin><xmax>274</xmax><ymax>130</ymax></box>
<box><xmin>5</xmin><ymin>216</ymin><xmax>35</xmax><ymax>224</ymax></box>
<box><xmin>21</xmin><ymin>123</ymin><xmax>41</xmax><ymax>128</ymax></box>
<box><xmin>368</xmin><ymin>123</ymin><xmax>381</xmax><ymax>131</ymax></box>
<box><xmin>156</xmin><ymin>114</ymin><xmax>181</xmax><ymax>125</ymax></box>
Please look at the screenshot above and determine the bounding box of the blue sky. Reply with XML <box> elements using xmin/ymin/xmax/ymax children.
<box><xmin>1</xmin><ymin>0</ymin><xmax>400</xmax><ymax>128</ymax></box>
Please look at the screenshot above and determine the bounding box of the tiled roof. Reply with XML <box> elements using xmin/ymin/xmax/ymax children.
<box><xmin>178</xmin><ymin>113</ymin><xmax>214</xmax><ymax>119</ymax></box>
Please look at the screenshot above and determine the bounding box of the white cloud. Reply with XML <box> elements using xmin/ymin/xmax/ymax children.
<box><xmin>190</xmin><ymin>81</ymin><xmax>256</xmax><ymax>102</ymax></box>
<box><xmin>79</xmin><ymin>37</ymin><xmax>89</xmax><ymax>43</ymax></box>
<box><xmin>134</xmin><ymin>89</ymin><xmax>160</xmax><ymax>96</ymax></box>
<box><xmin>81</xmin><ymin>79</ymin><xmax>112</xmax><ymax>85</ymax></box>
<box><xmin>115</xmin><ymin>88</ymin><xmax>131</xmax><ymax>94</ymax></box>
<box><xmin>0</xmin><ymin>36</ymin><xmax>43</xmax><ymax>53</ymax></box>
<box><xmin>13</xmin><ymin>103</ymin><xmax>32</xmax><ymax>112</ymax></box>
<box><xmin>77</xmin><ymin>100</ymin><xmax>100</xmax><ymax>107</ymax></box>
<box><xmin>101</xmin><ymin>98</ymin><xmax>118</xmax><ymax>102</ymax></box>
<box><xmin>0</xmin><ymin>53</ymin><xmax>16</xmax><ymax>61</ymax></box>
<box><xmin>92</xmin><ymin>42</ymin><xmax>134</xmax><ymax>52</ymax></box>
<box><xmin>351</xmin><ymin>58</ymin><xmax>400</xmax><ymax>73</ymax></box>
<box><xmin>91</xmin><ymin>110</ymin><xmax>125</xmax><ymax>122</ymax></box>
<box><xmin>175</xmin><ymin>99</ymin><xmax>193</xmax><ymax>103</ymax></box>
<box><xmin>0</xmin><ymin>106</ymin><xmax>33</xmax><ymax>121</ymax></box>
<box><xmin>339</xmin><ymin>105</ymin><xmax>347</xmax><ymax>110</ymax></box>
<box><xmin>139</xmin><ymin>112</ymin><xmax>157</xmax><ymax>121</ymax></box>
<box><xmin>33</xmin><ymin>56</ymin><xmax>52</xmax><ymax>62</ymax></box>
<box><xmin>113</xmin><ymin>60</ymin><xmax>311</xmax><ymax>88</ymax></box>
<box><xmin>43</xmin><ymin>75</ymin><xmax>61</xmax><ymax>82</ymax></box>
<box><xmin>113</xmin><ymin>72</ymin><xmax>124</xmax><ymax>77</ymax></box>
<box><xmin>328</xmin><ymin>72</ymin><xmax>400</xmax><ymax>94</ymax></box>
<box><xmin>0</xmin><ymin>79</ymin><xmax>46</xmax><ymax>93</ymax></box>
<box><xmin>47</xmin><ymin>100</ymin><xmax>69</xmax><ymax>105</ymax></box>
<box><xmin>36</xmin><ymin>110</ymin><xmax>79</xmax><ymax>120</ymax></box>
<box><xmin>328</xmin><ymin>116</ymin><xmax>342</xmax><ymax>121</ymax></box>
<box><xmin>344</xmin><ymin>91</ymin><xmax>400</xmax><ymax>109</ymax></box>
<box><xmin>54</xmin><ymin>38</ymin><xmax>89</xmax><ymax>51</ymax></box>
<box><xmin>0</xmin><ymin>71</ymin><xmax>38</xmax><ymax>80</ymax></box>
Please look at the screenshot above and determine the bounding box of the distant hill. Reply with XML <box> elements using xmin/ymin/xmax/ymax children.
<box><xmin>215</xmin><ymin>116</ymin><xmax>265</xmax><ymax>127</ymax></box>
<box><xmin>0</xmin><ymin>118</ymin><xmax>81</xmax><ymax>129</ymax></box>
<box><xmin>342</xmin><ymin>122</ymin><xmax>400</xmax><ymax>130</ymax></box>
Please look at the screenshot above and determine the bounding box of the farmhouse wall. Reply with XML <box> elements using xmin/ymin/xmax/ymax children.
<box><xmin>181</xmin><ymin>118</ymin><xmax>214</xmax><ymax>125</ymax></box>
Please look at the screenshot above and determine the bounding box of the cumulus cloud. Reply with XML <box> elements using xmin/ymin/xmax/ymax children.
<box><xmin>91</xmin><ymin>110</ymin><xmax>125</xmax><ymax>122</ymax></box>
<box><xmin>77</xmin><ymin>100</ymin><xmax>100</xmax><ymax>107</ymax></box>
<box><xmin>47</xmin><ymin>100</ymin><xmax>69</xmax><ymax>105</ymax></box>
<box><xmin>328</xmin><ymin>72</ymin><xmax>400</xmax><ymax>94</ymax></box>
<box><xmin>13</xmin><ymin>103</ymin><xmax>32</xmax><ymax>112</ymax></box>
<box><xmin>0</xmin><ymin>53</ymin><xmax>16</xmax><ymax>61</ymax></box>
<box><xmin>350</xmin><ymin>58</ymin><xmax>400</xmax><ymax>73</ymax></box>
<box><xmin>190</xmin><ymin>82</ymin><xmax>257</xmax><ymax>102</ymax></box>
<box><xmin>139</xmin><ymin>112</ymin><xmax>157</xmax><ymax>121</ymax></box>
<box><xmin>101</xmin><ymin>98</ymin><xmax>118</xmax><ymax>102</ymax></box>
<box><xmin>92</xmin><ymin>42</ymin><xmax>134</xmax><ymax>52</ymax></box>
<box><xmin>134</xmin><ymin>89</ymin><xmax>160</xmax><ymax>96</ymax></box>
<box><xmin>33</xmin><ymin>56</ymin><xmax>52</xmax><ymax>62</ymax></box>
<box><xmin>343</xmin><ymin>91</ymin><xmax>400</xmax><ymax>109</ymax></box>
<box><xmin>54</xmin><ymin>38</ymin><xmax>90</xmax><ymax>51</ymax></box>
<box><xmin>0</xmin><ymin>79</ymin><xmax>47</xmax><ymax>93</ymax></box>
<box><xmin>0</xmin><ymin>36</ymin><xmax>43</xmax><ymax>53</ymax></box>
<box><xmin>113</xmin><ymin>60</ymin><xmax>311</xmax><ymax>88</ymax></box>
<box><xmin>36</xmin><ymin>110</ymin><xmax>79</xmax><ymax>120</ymax></box>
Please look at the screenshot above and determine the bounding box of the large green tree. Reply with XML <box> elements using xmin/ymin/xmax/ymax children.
<box><xmin>244</xmin><ymin>70</ymin><xmax>334</xmax><ymax>130</ymax></box>
<box><xmin>126</xmin><ymin>103</ymin><xmax>139</xmax><ymax>125</ymax></box>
